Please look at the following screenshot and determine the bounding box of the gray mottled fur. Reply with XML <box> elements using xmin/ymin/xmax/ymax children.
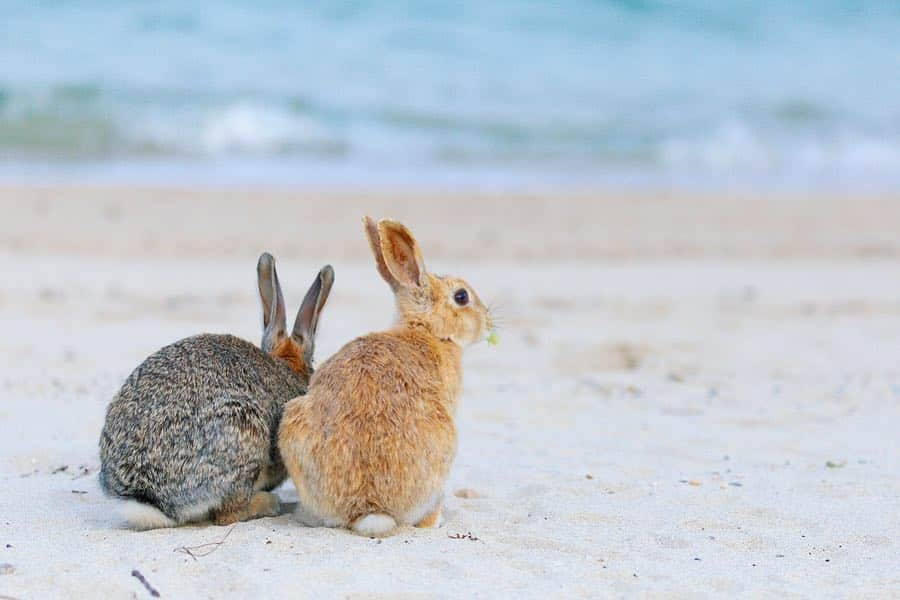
<box><xmin>98</xmin><ymin>258</ymin><xmax>332</xmax><ymax>527</ymax></box>
<box><xmin>99</xmin><ymin>334</ymin><xmax>303</xmax><ymax>522</ymax></box>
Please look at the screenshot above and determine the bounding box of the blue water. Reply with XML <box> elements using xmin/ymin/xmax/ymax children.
<box><xmin>2</xmin><ymin>1</ymin><xmax>899</xmax><ymax>188</ymax></box>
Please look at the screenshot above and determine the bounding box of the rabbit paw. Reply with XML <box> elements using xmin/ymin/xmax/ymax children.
<box><xmin>415</xmin><ymin>505</ymin><xmax>442</xmax><ymax>528</ymax></box>
<box><xmin>214</xmin><ymin>491</ymin><xmax>281</xmax><ymax>525</ymax></box>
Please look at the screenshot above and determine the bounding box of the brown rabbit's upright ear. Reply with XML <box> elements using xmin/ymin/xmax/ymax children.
<box><xmin>257</xmin><ymin>252</ymin><xmax>287</xmax><ymax>352</ymax></box>
<box><xmin>363</xmin><ymin>215</ymin><xmax>400</xmax><ymax>292</ymax></box>
<box><xmin>292</xmin><ymin>265</ymin><xmax>334</xmax><ymax>360</ymax></box>
<box><xmin>377</xmin><ymin>220</ymin><xmax>426</xmax><ymax>289</ymax></box>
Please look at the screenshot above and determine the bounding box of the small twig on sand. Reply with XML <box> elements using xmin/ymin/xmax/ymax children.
<box><xmin>72</xmin><ymin>465</ymin><xmax>94</xmax><ymax>479</ymax></box>
<box><xmin>448</xmin><ymin>532</ymin><xmax>481</xmax><ymax>542</ymax></box>
<box><xmin>174</xmin><ymin>526</ymin><xmax>236</xmax><ymax>560</ymax></box>
<box><xmin>131</xmin><ymin>569</ymin><xmax>160</xmax><ymax>598</ymax></box>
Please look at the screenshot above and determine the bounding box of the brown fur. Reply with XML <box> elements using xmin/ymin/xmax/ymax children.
<box><xmin>271</xmin><ymin>337</ymin><xmax>308</xmax><ymax>380</ymax></box>
<box><xmin>415</xmin><ymin>505</ymin><xmax>442</xmax><ymax>528</ymax></box>
<box><xmin>214</xmin><ymin>491</ymin><xmax>280</xmax><ymax>525</ymax></box>
<box><xmin>279</xmin><ymin>217</ymin><xmax>491</xmax><ymax>535</ymax></box>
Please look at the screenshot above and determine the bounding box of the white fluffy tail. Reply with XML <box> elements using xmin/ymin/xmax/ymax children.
<box><xmin>118</xmin><ymin>500</ymin><xmax>176</xmax><ymax>530</ymax></box>
<box><xmin>351</xmin><ymin>513</ymin><xmax>397</xmax><ymax>537</ymax></box>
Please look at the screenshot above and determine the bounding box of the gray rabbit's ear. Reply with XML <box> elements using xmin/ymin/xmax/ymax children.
<box><xmin>258</xmin><ymin>252</ymin><xmax>287</xmax><ymax>352</ymax></box>
<box><xmin>292</xmin><ymin>265</ymin><xmax>334</xmax><ymax>356</ymax></box>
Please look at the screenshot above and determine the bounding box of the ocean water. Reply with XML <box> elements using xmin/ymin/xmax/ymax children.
<box><xmin>2</xmin><ymin>1</ymin><xmax>899</xmax><ymax>188</ymax></box>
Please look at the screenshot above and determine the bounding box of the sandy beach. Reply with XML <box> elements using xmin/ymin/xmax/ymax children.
<box><xmin>1</xmin><ymin>186</ymin><xmax>899</xmax><ymax>598</ymax></box>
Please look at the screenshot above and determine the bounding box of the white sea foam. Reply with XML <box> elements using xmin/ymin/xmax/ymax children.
<box><xmin>661</xmin><ymin>122</ymin><xmax>900</xmax><ymax>172</ymax></box>
<box><xmin>200</xmin><ymin>104</ymin><xmax>338</xmax><ymax>155</ymax></box>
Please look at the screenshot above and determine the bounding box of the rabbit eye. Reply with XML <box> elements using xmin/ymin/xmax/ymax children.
<box><xmin>453</xmin><ymin>289</ymin><xmax>469</xmax><ymax>306</ymax></box>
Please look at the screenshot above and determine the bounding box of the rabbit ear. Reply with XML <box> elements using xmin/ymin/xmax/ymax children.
<box><xmin>363</xmin><ymin>216</ymin><xmax>400</xmax><ymax>291</ymax></box>
<box><xmin>377</xmin><ymin>220</ymin><xmax>426</xmax><ymax>289</ymax></box>
<box><xmin>257</xmin><ymin>252</ymin><xmax>287</xmax><ymax>352</ymax></box>
<box><xmin>292</xmin><ymin>265</ymin><xmax>334</xmax><ymax>353</ymax></box>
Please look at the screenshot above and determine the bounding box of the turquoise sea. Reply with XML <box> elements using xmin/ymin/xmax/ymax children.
<box><xmin>2</xmin><ymin>1</ymin><xmax>899</xmax><ymax>188</ymax></box>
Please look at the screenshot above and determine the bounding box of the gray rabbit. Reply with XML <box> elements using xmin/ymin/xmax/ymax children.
<box><xmin>99</xmin><ymin>254</ymin><xmax>333</xmax><ymax>529</ymax></box>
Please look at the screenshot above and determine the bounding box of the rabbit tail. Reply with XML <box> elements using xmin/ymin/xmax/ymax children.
<box><xmin>351</xmin><ymin>513</ymin><xmax>397</xmax><ymax>537</ymax></box>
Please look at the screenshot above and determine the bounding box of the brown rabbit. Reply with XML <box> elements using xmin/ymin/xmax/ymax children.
<box><xmin>278</xmin><ymin>217</ymin><xmax>493</xmax><ymax>537</ymax></box>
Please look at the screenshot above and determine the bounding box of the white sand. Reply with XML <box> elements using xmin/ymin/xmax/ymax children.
<box><xmin>1</xmin><ymin>187</ymin><xmax>899</xmax><ymax>598</ymax></box>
